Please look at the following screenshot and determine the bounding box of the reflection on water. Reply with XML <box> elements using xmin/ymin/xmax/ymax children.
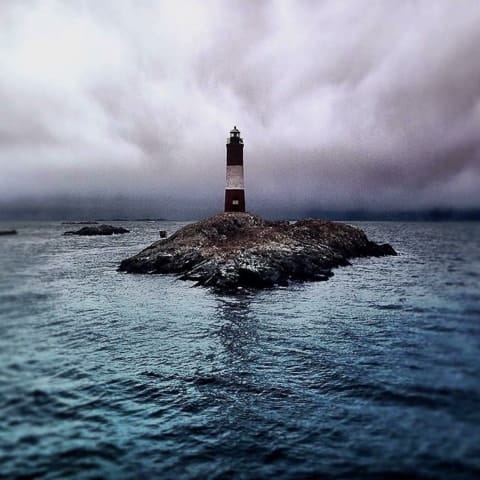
<box><xmin>215</xmin><ymin>295</ymin><xmax>258</xmax><ymax>361</ymax></box>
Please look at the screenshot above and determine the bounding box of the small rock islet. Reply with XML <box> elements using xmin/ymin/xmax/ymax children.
<box><xmin>118</xmin><ymin>212</ymin><xmax>396</xmax><ymax>292</ymax></box>
<box><xmin>64</xmin><ymin>224</ymin><xmax>130</xmax><ymax>236</ymax></box>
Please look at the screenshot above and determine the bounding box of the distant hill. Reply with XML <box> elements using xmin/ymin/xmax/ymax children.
<box><xmin>303</xmin><ymin>208</ymin><xmax>480</xmax><ymax>222</ymax></box>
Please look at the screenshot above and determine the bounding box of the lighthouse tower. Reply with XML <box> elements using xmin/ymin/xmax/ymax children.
<box><xmin>224</xmin><ymin>126</ymin><xmax>245</xmax><ymax>212</ymax></box>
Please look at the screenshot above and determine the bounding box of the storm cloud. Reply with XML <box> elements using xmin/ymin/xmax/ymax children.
<box><xmin>1</xmin><ymin>0</ymin><xmax>480</xmax><ymax>219</ymax></box>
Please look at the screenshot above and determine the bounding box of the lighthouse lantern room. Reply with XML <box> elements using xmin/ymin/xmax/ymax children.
<box><xmin>224</xmin><ymin>126</ymin><xmax>245</xmax><ymax>212</ymax></box>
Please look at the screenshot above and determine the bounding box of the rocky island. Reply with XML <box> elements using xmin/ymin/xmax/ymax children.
<box><xmin>118</xmin><ymin>213</ymin><xmax>396</xmax><ymax>292</ymax></box>
<box><xmin>0</xmin><ymin>230</ymin><xmax>17</xmax><ymax>236</ymax></box>
<box><xmin>64</xmin><ymin>224</ymin><xmax>130</xmax><ymax>236</ymax></box>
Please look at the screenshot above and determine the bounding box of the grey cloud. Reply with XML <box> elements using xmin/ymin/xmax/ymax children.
<box><xmin>0</xmin><ymin>0</ymin><xmax>479</xmax><ymax>219</ymax></box>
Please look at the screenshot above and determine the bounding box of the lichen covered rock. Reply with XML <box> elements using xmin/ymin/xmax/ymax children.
<box><xmin>118</xmin><ymin>213</ymin><xmax>396</xmax><ymax>292</ymax></box>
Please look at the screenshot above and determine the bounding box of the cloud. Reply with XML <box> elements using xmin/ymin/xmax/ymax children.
<box><xmin>0</xmin><ymin>0</ymin><xmax>479</xmax><ymax>217</ymax></box>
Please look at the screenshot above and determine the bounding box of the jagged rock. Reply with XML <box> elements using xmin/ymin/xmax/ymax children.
<box><xmin>64</xmin><ymin>224</ymin><xmax>130</xmax><ymax>236</ymax></box>
<box><xmin>118</xmin><ymin>212</ymin><xmax>396</xmax><ymax>292</ymax></box>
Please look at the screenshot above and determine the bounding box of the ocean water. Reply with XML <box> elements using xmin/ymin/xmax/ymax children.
<box><xmin>0</xmin><ymin>220</ymin><xmax>479</xmax><ymax>479</ymax></box>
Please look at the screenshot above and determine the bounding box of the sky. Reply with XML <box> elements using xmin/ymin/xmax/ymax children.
<box><xmin>1</xmin><ymin>0</ymin><xmax>480</xmax><ymax>219</ymax></box>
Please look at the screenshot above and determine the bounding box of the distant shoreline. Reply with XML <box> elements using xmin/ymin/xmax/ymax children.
<box><xmin>1</xmin><ymin>210</ymin><xmax>479</xmax><ymax>223</ymax></box>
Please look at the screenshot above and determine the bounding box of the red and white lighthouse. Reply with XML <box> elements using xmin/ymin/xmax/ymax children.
<box><xmin>224</xmin><ymin>126</ymin><xmax>245</xmax><ymax>212</ymax></box>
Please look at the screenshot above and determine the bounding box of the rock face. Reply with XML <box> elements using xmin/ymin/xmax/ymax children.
<box><xmin>118</xmin><ymin>213</ymin><xmax>396</xmax><ymax>292</ymax></box>
<box><xmin>64</xmin><ymin>224</ymin><xmax>130</xmax><ymax>236</ymax></box>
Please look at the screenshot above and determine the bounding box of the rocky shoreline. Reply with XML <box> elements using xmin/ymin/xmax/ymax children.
<box><xmin>118</xmin><ymin>213</ymin><xmax>396</xmax><ymax>292</ymax></box>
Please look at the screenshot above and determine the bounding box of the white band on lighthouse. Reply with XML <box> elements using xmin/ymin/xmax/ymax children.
<box><xmin>225</xmin><ymin>165</ymin><xmax>244</xmax><ymax>190</ymax></box>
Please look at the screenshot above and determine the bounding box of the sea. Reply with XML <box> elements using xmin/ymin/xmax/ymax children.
<box><xmin>0</xmin><ymin>220</ymin><xmax>479</xmax><ymax>479</ymax></box>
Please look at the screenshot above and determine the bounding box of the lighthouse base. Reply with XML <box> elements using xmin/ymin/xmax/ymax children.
<box><xmin>224</xmin><ymin>189</ymin><xmax>245</xmax><ymax>213</ymax></box>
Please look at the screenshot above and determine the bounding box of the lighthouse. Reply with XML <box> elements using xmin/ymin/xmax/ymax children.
<box><xmin>224</xmin><ymin>126</ymin><xmax>245</xmax><ymax>212</ymax></box>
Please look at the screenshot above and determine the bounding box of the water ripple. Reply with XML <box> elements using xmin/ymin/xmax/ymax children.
<box><xmin>0</xmin><ymin>220</ymin><xmax>479</xmax><ymax>479</ymax></box>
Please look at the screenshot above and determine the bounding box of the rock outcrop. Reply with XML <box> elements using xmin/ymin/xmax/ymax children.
<box><xmin>118</xmin><ymin>212</ymin><xmax>396</xmax><ymax>292</ymax></box>
<box><xmin>64</xmin><ymin>224</ymin><xmax>130</xmax><ymax>236</ymax></box>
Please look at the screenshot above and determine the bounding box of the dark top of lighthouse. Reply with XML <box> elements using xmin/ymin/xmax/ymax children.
<box><xmin>228</xmin><ymin>126</ymin><xmax>243</xmax><ymax>144</ymax></box>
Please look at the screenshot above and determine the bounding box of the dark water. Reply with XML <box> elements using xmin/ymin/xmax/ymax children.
<box><xmin>0</xmin><ymin>221</ymin><xmax>479</xmax><ymax>479</ymax></box>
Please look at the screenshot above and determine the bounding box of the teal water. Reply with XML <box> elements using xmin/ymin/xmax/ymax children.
<box><xmin>0</xmin><ymin>221</ymin><xmax>479</xmax><ymax>479</ymax></box>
